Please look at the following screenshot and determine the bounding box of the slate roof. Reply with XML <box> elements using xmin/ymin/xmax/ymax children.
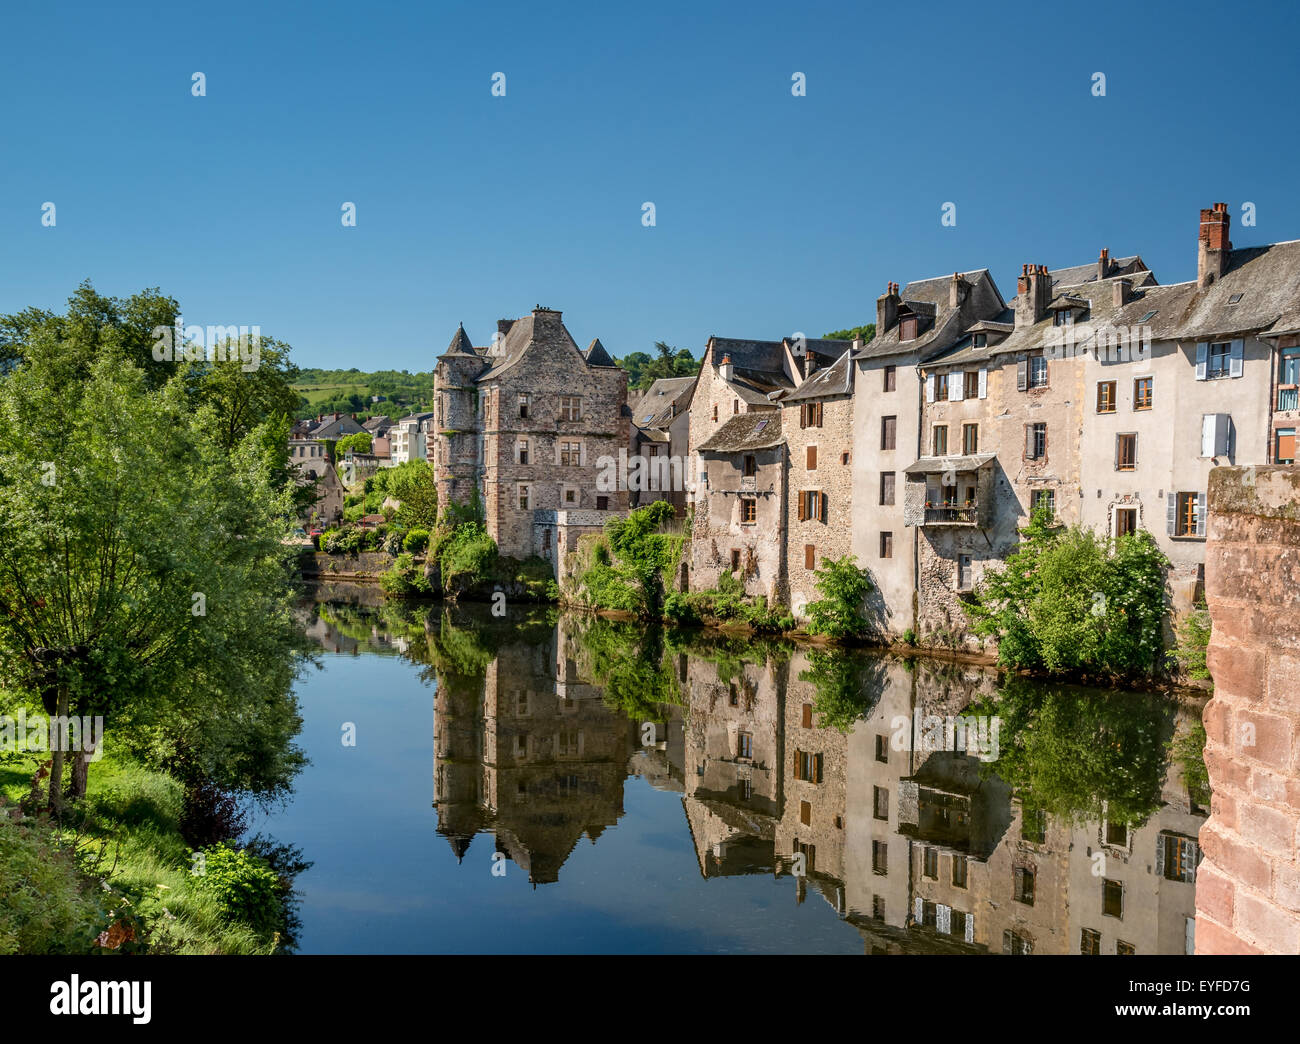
<box><xmin>585</xmin><ymin>337</ymin><xmax>615</xmax><ymax>367</ymax></box>
<box><xmin>1042</xmin><ymin>254</ymin><xmax>1147</xmax><ymax>288</ymax></box>
<box><xmin>784</xmin><ymin>346</ymin><xmax>854</xmax><ymax>401</ymax></box>
<box><xmin>444</xmin><ymin>324</ymin><xmax>475</xmax><ymax>356</ymax></box>
<box><xmin>708</xmin><ymin>336</ymin><xmax>788</xmax><ymax>375</ymax></box>
<box><xmin>478</xmin><ymin>315</ymin><xmax>541</xmax><ymax>380</ymax></box>
<box><xmin>635</xmin><ymin>376</ymin><xmax>697</xmax><ymax>428</ymax></box>
<box><xmin>1174</xmin><ymin>240</ymin><xmax>1300</xmax><ymax>340</ymax></box>
<box><xmin>697</xmin><ymin>412</ymin><xmax>783</xmax><ymax>453</ymax></box>
<box><xmin>904</xmin><ymin>453</ymin><xmax>996</xmax><ymax>475</ymax></box>
<box><xmin>856</xmin><ymin>270</ymin><xmax>1006</xmax><ymax>362</ymax></box>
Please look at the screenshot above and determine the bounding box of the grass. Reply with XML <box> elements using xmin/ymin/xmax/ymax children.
<box><xmin>0</xmin><ymin>735</ymin><xmax>274</xmax><ymax>955</ymax></box>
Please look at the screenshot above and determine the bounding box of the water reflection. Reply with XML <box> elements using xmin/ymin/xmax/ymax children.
<box><xmin>299</xmin><ymin>599</ymin><xmax>1207</xmax><ymax>955</ymax></box>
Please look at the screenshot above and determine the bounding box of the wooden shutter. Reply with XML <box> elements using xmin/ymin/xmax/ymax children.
<box><xmin>1197</xmin><ymin>492</ymin><xmax>1207</xmax><ymax>537</ymax></box>
<box><xmin>1279</xmin><ymin>429</ymin><xmax>1296</xmax><ymax>461</ymax></box>
<box><xmin>1229</xmin><ymin>339</ymin><xmax>1244</xmax><ymax>378</ymax></box>
<box><xmin>805</xmin><ymin>544</ymin><xmax>815</xmax><ymax>570</ymax></box>
<box><xmin>925</xmin><ymin>374</ymin><xmax>935</xmax><ymax>402</ymax></box>
<box><xmin>1017</xmin><ymin>358</ymin><xmax>1029</xmax><ymax>391</ymax></box>
<box><xmin>793</xmin><ymin>750</ymin><xmax>801</xmax><ymax>779</ymax></box>
<box><xmin>799</xmin><ymin>403</ymin><xmax>807</xmax><ymax>429</ymax></box>
<box><xmin>807</xmin><ymin>445</ymin><xmax>817</xmax><ymax>470</ymax></box>
<box><xmin>978</xmin><ymin>367</ymin><xmax>987</xmax><ymax>399</ymax></box>
<box><xmin>1195</xmin><ymin>342</ymin><xmax>1208</xmax><ymax>380</ymax></box>
<box><xmin>798</xmin><ymin>492</ymin><xmax>807</xmax><ymax>521</ymax></box>
<box><xmin>1166</xmin><ymin>492</ymin><xmax>1177</xmax><ymax>535</ymax></box>
<box><xmin>801</xmin><ymin>703</ymin><xmax>812</xmax><ymax>728</ymax></box>
<box><xmin>815</xmin><ymin>403</ymin><xmax>824</xmax><ymax>427</ymax></box>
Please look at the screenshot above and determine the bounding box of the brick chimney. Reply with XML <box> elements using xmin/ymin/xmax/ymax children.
<box><xmin>1098</xmin><ymin>247</ymin><xmax>1111</xmax><ymax>281</ymax></box>
<box><xmin>1199</xmin><ymin>202</ymin><xmax>1232</xmax><ymax>288</ymax></box>
<box><xmin>1015</xmin><ymin>264</ymin><xmax>1052</xmax><ymax>327</ymax></box>
<box><xmin>718</xmin><ymin>352</ymin><xmax>734</xmax><ymax>383</ymax></box>
<box><xmin>1112</xmin><ymin>277</ymin><xmax>1132</xmax><ymax>309</ymax></box>
<box><xmin>876</xmin><ymin>281</ymin><xmax>900</xmax><ymax>335</ymax></box>
<box><xmin>949</xmin><ymin>272</ymin><xmax>969</xmax><ymax>309</ymax></box>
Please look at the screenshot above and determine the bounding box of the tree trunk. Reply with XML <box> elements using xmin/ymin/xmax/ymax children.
<box><xmin>70</xmin><ymin>733</ymin><xmax>97</xmax><ymax>799</ymax></box>
<box><xmin>47</xmin><ymin>684</ymin><xmax>68</xmax><ymax>813</ymax></box>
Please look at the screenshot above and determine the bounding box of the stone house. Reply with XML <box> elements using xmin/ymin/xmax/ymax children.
<box><xmin>628</xmin><ymin>375</ymin><xmax>696</xmax><ymax>513</ymax></box>
<box><xmin>431</xmin><ymin>307</ymin><xmax>630</xmax><ymax>562</ymax></box>
<box><xmin>851</xmin><ymin>271</ymin><xmax>1008</xmax><ymax>638</ymax></box>
<box><xmin>288</xmin><ymin>437</ymin><xmax>343</xmax><ymax>526</ymax></box>
<box><xmin>693</xmin><ymin>412</ymin><xmax>786</xmax><ymax>602</ymax></box>
<box><xmin>780</xmin><ymin>347</ymin><xmax>857</xmax><ymax>622</ymax></box>
<box><xmin>308</xmin><ymin>411</ymin><xmax>365</xmax><ymax>440</ymax></box>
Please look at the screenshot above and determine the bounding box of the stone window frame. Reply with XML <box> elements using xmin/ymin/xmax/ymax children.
<box><xmin>517</xmin><ymin>483</ymin><xmax>531</xmax><ymax>512</ymax></box>
<box><xmin>1109</xmin><ymin>502</ymin><xmax>1141</xmax><ymax>538</ymax></box>
<box><xmin>515</xmin><ymin>437</ymin><xmax>530</xmax><ymax>465</ymax></box>
<box><xmin>559</xmin><ymin>483</ymin><xmax>581</xmax><ymax>509</ymax></box>
<box><xmin>558</xmin><ymin>395</ymin><xmax>583</xmax><ymax>422</ymax></box>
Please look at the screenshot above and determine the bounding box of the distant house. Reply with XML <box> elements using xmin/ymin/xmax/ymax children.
<box><xmin>390</xmin><ymin>412</ymin><xmax>434</xmax><ymax>464</ymax></box>
<box><xmin>289</xmin><ymin>438</ymin><xmax>344</xmax><ymax>526</ymax></box>
<box><xmin>363</xmin><ymin>414</ymin><xmax>394</xmax><ymax>438</ymax></box>
<box><xmin>630</xmin><ymin>375</ymin><xmax>696</xmax><ymax>513</ymax></box>
<box><xmin>310</xmin><ymin>412</ymin><xmax>365</xmax><ymax>440</ymax></box>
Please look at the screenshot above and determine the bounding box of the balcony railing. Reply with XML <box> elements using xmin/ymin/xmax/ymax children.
<box><xmin>924</xmin><ymin>505</ymin><xmax>977</xmax><ymax>524</ymax></box>
<box><xmin>1277</xmin><ymin>386</ymin><xmax>1298</xmax><ymax>412</ymax></box>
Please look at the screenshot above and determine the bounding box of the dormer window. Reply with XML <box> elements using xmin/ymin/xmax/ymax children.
<box><xmin>973</xmin><ymin>333</ymin><xmax>988</xmax><ymax>348</ymax></box>
<box><xmin>900</xmin><ymin>316</ymin><xmax>918</xmax><ymax>341</ymax></box>
<box><xmin>1053</xmin><ymin>310</ymin><xmax>1074</xmax><ymax>327</ymax></box>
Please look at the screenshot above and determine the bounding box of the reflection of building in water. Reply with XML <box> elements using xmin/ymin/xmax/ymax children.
<box><xmin>432</xmin><ymin>619</ymin><xmax>635</xmax><ymax>884</ymax></box>
<box><xmin>682</xmin><ymin>652</ymin><xmax>784</xmax><ymax>878</ymax></box>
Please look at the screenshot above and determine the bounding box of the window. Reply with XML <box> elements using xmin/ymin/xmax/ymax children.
<box><xmin>737</xmin><ymin>732</ymin><xmax>753</xmax><ymax>759</ymax></box>
<box><xmin>933</xmin><ymin>373</ymin><xmax>949</xmax><ymax>401</ymax></box>
<box><xmin>733</xmin><ymin>399</ymin><xmax>739</xmax><ymax>415</ymax></box>
<box><xmin>1022</xmin><ymin>807</ymin><xmax>1046</xmax><ymax>844</ymax></box>
<box><xmin>1159</xmin><ymin>833</ymin><xmax>1200</xmax><ymax>883</ymax></box>
<box><xmin>800</xmin><ymin>800</ymin><xmax>811</xmax><ymax>826</ymax></box>
<box><xmin>923</xmin><ymin>847</ymin><xmax>938</xmax><ymax>879</ymax></box>
<box><xmin>559</xmin><ymin>396</ymin><xmax>582</xmax><ymax>421</ymax></box>
<box><xmin>1032</xmin><ymin>489</ymin><xmax>1055</xmax><ymax>520</ymax></box>
<box><xmin>874</xmin><ymin>786</ymin><xmax>889</xmax><ymax>821</ymax></box>
<box><xmin>740</xmin><ymin>778</ymin><xmax>752</xmax><ymax>801</ymax></box>
<box><xmin>879</xmin><ymin>531</ymin><xmax>893</xmax><ymax>559</ymax></box>
<box><xmin>1029</xmin><ymin>356</ymin><xmax>1048</xmax><ymax>387</ymax></box>
<box><xmin>798</xmin><ymin>490</ymin><xmax>827</xmax><ymax>522</ymax></box>
<box><xmin>932</xmin><ymin>425</ymin><xmax>948</xmax><ymax>456</ymax></box>
<box><xmin>1080</xmin><ymin>928</ymin><xmax>1101</xmax><ymax>955</ymax></box>
<box><xmin>1103</xmin><ymin>879</ymin><xmax>1124</xmax><ymax>918</ymax></box>
<box><xmin>743</xmin><ymin>453</ymin><xmax>756</xmax><ymax>477</ymax></box>
<box><xmin>1116</xmin><ymin>433</ymin><xmax>1137</xmax><ymax>471</ymax></box>
<box><xmin>1207</xmin><ymin>341</ymin><xmax>1232</xmax><ymax>379</ymax></box>
<box><xmin>1014</xmin><ymin>866</ymin><xmax>1036</xmax><ymax>905</ymax></box>
<box><xmin>728</xmin><ymin>683</ymin><xmax>739</xmax><ymax>707</ymax></box>
<box><xmin>875</xmin><ymin>734</ymin><xmax>888</xmax><ymax>763</ymax></box>
<box><xmin>804</xmin><ymin>544</ymin><xmax>816</xmax><ymax>570</ymax></box>
<box><xmin>900</xmin><ymin>316</ymin><xmax>918</xmax><ymax>341</ymax></box>
<box><xmin>872</xmin><ymin>840</ymin><xmax>888</xmax><ymax>876</ymax></box>
<box><xmin>840</xmin><ymin>451</ymin><xmax>850</xmax><ymax>465</ymax></box>
<box><xmin>563</xmin><ymin>487</ymin><xmax>578</xmax><ymax>506</ymax></box>
<box><xmin>1202</xmin><ymin>413</ymin><xmax>1233</xmax><ymax>458</ymax></box>
<box><xmin>1003</xmin><ymin>930</ymin><xmax>1032</xmax><ymax>955</ymax></box>
<box><xmin>956</xmin><ymin>554</ymin><xmax>972</xmax><ymax>591</ymax></box>
<box><xmin>1174</xmin><ymin>492</ymin><xmax>1201</xmax><ymax>537</ymax></box>
<box><xmin>518</xmin><ymin>393</ymin><xmax>530</xmax><ymax>419</ymax></box>
<box><xmin>921</xmin><ymin>900</ymin><xmax>937</xmax><ymax>928</ymax></box>
<box><xmin>596</xmin><ymin>495</ymin><xmax>608</xmax><ymax>510</ymax></box>
<box><xmin>794</xmin><ymin>750</ymin><xmax>822</xmax><ymax>782</ymax></box>
<box><xmin>560</xmin><ymin>441</ymin><xmax>581</xmax><ymax>466</ymax></box>
<box><xmin>962</xmin><ymin>423</ymin><xmax>978</xmax><ymax>455</ymax></box>
<box><xmin>806</xmin><ymin>445</ymin><xmax>817</xmax><ymax>470</ymax></box>
<box><xmin>1053</xmin><ymin>309</ymin><xmax>1074</xmax><ymax>327</ymax></box>
<box><xmin>1138</xmin><ymin>309</ymin><xmax>1158</xmax><ymax>323</ymax></box>
<box><xmin>880</xmin><ymin>472</ymin><xmax>896</xmax><ymax>505</ymax></box>
<box><xmin>951</xmin><ymin>910</ymin><xmax>968</xmax><ymax>938</ymax></box>
<box><xmin>1116</xmin><ymin>940</ymin><xmax>1136</xmax><ymax>956</ymax></box>
<box><xmin>883</xmin><ymin>365</ymin><xmax>896</xmax><ymax>392</ymax></box>
<box><xmin>1097</xmin><ymin>380</ymin><xmax>1117</xmax><ymax>413</ymax></box>
<box><xmin>730</xmin><ymin>548</ymin><xmax>741</xmax><ymax>572</ymax></box>
<box><xmin>517</xmin><ymin>485</ymin><xmax>530</xmax><ymax>511</ymax></box>
<box><xmin>1115</xmin><ymin>508</ymin><xmax>1137</xmax><ymax>538</ymax></box>
<box><xmin>712</xmin><ymin>403</ymin><xmax>718</xmax><ymax>422</ymax></box>
<box><xmin>952</xmin><ymin>854</ymin><xmax>968</xmax><ymax>889</ymax></box>
<box><xmin>799</xmin><ymin>402</ymin><xmax>824</xmax><ymax>428</ymax></box>
<box><xmin>872</xmin><ymin>896</ymin><xmax>886</xmax><ymax>920</ymax></box>
<box><xmin>517</xmin><ymin>441</ymin><xmax>529</xmax><ymax>465</ymax></box>
<box><xmin>964</xmin><ymin>370</ymin><xmax>980</xmax><ymax>398</ymax></box>
<box><xmin>1134</xmin><ymin>376</ymin><xmax>1153</xmax><ymax>409</ymax></box>
<box><xmin>1026</xmin><ymin>422</ymin><xmax>1047</xmax><ymax>460</ymax></box>
<box><xmin>881</xmin><ymin>415</ymin><xmax>897</xmax><ymax>450</ymax></box>
<box><xmin>973</xmin><ymin>333</ymin><xmax>988</xmax><ymax>348</ymax></box>
<box><xmin>1277</xmin><ymin>428</ymin><xmax>1296</xmax><ymax>464</ymax></box>
<box><xmin>1106</xmin><ymin>820</ymin><xmax>1128</xmax><ymax>846</ymax></box>
<box><xmin>740</xmin><ymin>499</ymin><xmax>756</xmax><ymax>524</ymax></box>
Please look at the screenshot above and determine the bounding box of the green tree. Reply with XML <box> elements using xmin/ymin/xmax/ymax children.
<box><xmin>335</xmin><ymin>431</ymin><xmax>373</xmax><ymax>456</ymax></box>
<box><xmin>822</xmin><ymin>322</ymin><xmax>875</xmax><ymax>344</ymax></box>
<box><xmin>805</xmin><ymin>555</ymin><xmax>874</xmax><ymax>639</ymax></box>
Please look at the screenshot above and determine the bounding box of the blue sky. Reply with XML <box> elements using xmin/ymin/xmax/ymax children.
<box><xmin>2</xmin><ymin>0</ymin><xmax>1297</xmax><ymax>371</ymax></box>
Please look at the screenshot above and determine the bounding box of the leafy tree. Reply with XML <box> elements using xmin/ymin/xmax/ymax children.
<box><xmin>805</xmin><ymin>555</ymin><xmax>874</xmax><ymax>639</ymax></box>
<box><xmin>822</xmin><ymin>322</ymin><xmax>875</xmax><ymax>344</ymax></box>
<box><xmin>617</xmin><ymin>343</ymin><xmax>699</xmax><ymax>391</ymax></box>
<box><xmin>184</xmin><ymin>335</ymin><xmax>302</xmax><ymax>453</ymax></box>
<box><xmin>798</xmin><ymin>649</ymin><xmax>886</xmax><ymax>731</ymax></box>
<box><xmin>334</xmin><ymin>431</ymin><xmax>373</xmax><ymax>456</ymax></box>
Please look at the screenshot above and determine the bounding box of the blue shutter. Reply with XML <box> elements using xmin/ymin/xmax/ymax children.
<box><xmin>1229</xmin><ymin>339</ymin><xmax>1245</xmax><ymax>378</ymax></box>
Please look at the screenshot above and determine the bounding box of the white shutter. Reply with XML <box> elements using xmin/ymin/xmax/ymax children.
<box><xmin>913</xmin><ymin>897</ymin><xmax>923</xmax><ymax>922</ymax></box>
<box><xmin>579</xmin><ymin>441</ymin><xmax>587</xmax><ymax>467</ymax></box>
<box><xmin>1155</xmin><ymin>834</ymin><xmax>1165</xmax><ymax>877</ymax></box>
<box><xmin>978</xmin><ymin>367</ymin><xmax>988</xmax><ymax>399</ymax></box>
<box><xmin>965</xmin><ymin>912</ymin><xmax>975</xmax><ymax>943</ymax></box>
<box><xmin>1166</xmin><ymin>492</ymin><xmax>1177</xmax><ymax>535</ymax></box>
<box><xmin>1201</xmin><ymin>415</ymin><xmax>1215</xmax><ymax>457</ymax></box>
<box><xmin>1195</xmin><ymin>342</ymin><xmax>1208</xmax><ymax>380</ymax></box>
<box><xmin>950</xmin><ymin>375</ymin><xmax>963</xmax><ymax>401</ymax></box>
<box><xmin>1197</xmin><ymin>492</ymin><xmax>1207</xmax><ymax>537</ymax></box>
<box><xmin>925</xmin><ymin>374</ymin><xmax>935</xmax><ymax>402</ymax></box>
<box><xmin>936</xmin><ymin>904</ymin><xmax>951</xmax><ymax>935</ymax></box>
<box><xmin>1229</xmin><ymin>339</ymin><xmax>1244</xmax><ymax>378</ymax></box>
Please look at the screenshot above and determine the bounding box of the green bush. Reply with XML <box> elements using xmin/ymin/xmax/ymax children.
<box><xmin>804</xmin><ymin>555</ymin><xmax>873</xmax><ymax>639</ymax></box>
<box><xmin>0</xmin><ymin>817</ymin><xmax>108</xmax><ymax>954</ymax></box>
<box><xmin>379</xmin><ymin>553</ymin><xmax>432</xmax><ymax>597</ymax></box>
<box><xmin>1174</xmin><ymin>605</ymin><xmax>1212</xmax><ymax>681</ymax></box>
<box><xmin>322</xmin><ymin>526</ymin><xmax>364</xmax><ymax>555</ymax></box>
<box><xmin>403</xmin><ymin>528</ymin><xmax>430</xmax><ymax>553</ymax></box>
<box><xmin>439</xmin><ymin>523</ymin><xmax>498</xmax><ymax>597</ymax></box>
<box><xmin>191</xmin><ymin>842</ymin><xmax>282</xmax><ymax>938</ymax></box>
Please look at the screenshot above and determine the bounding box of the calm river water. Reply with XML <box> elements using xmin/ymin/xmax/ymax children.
<box><xmin>247</xmin><ymin>592</ymin><xmax>1209</xmax><ymax>955</ymax></box>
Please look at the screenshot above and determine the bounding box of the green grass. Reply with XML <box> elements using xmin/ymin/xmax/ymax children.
<box><xmin>0</xmin><ymin>740</ymin><xmax>274</xmax><ymax>954</ymax></box>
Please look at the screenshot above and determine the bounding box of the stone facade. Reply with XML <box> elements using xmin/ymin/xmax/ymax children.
<box><xmin>1197</xmin><ymin>465</ymin><xmax>1300</xmax><ymax>954</ymax></box>
<box><xmin>431</xmin><ymin>308</ymin><xmax>630</xmax><ymax>564</ymax></box>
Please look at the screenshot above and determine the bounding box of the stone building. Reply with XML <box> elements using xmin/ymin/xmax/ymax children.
<box><xmin>628</xmin><ymin>375</ymin><xmax>696</xmax><ymax>513</ymax></box>
<box><xmin>431</xmin><ymin>307</ymin><xmax>630</xmax><ymax>563</ymax></box>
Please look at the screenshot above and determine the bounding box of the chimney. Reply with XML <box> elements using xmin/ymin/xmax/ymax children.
<box><xmin>531</xmin><ymin>305</ymin><xmax>563</xmax><ymax>337</ymax></box>
<box><xmin>803</xmin><ymin>352</ymin><xmax>817</xmax><ymax>379</ymax></box>
<box><xmin>876</xmin><ymin>281</ymin><xmax>900</xmax><ymax>335</ymax></box>
<box><xmin>1113</xmin><ymin>277</ymin><xmax>1132</xmax><ymax>309</ymax></box>
<box><xmin>1198</xmin><ymin>202</ymin><xmax>1232</xmax><ymax>288</ymax></box>
<box><xmin>1015</xmin><ymin>264</ymin><xmax>1052</xmax><ymax>327</ymax></box>
<box><xmin>1098</xmin><ymin>247</ymin><xmax>1111</xmax><ymax>281</ymax></box>
<box><xmin>949</xmin><ymin>272</ymin><xmax>969</xmax><ymax>309</ymax></box>
<box><xmin>718</xmin><ymin>353</ymin><xmax>734</xmax><ymax>383</ymax></box>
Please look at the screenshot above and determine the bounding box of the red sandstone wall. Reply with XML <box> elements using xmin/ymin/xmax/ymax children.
<box><xmin>1197</xmin><ymin>466</ymin><xmax>1300</xmax><ymax>954</ymax></box>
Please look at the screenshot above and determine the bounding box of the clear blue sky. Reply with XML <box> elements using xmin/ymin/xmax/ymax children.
<box><xmin>2</xmin><ymin>0</ymin><xmax>1297</xmax><ymax>371</ymax></box>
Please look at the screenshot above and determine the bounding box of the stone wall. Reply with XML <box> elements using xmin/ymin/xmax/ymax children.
<box><xmin>1196</xmin><ymin>465</ymin><xmax>1300</xmax><ymax>954</ymax></box>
